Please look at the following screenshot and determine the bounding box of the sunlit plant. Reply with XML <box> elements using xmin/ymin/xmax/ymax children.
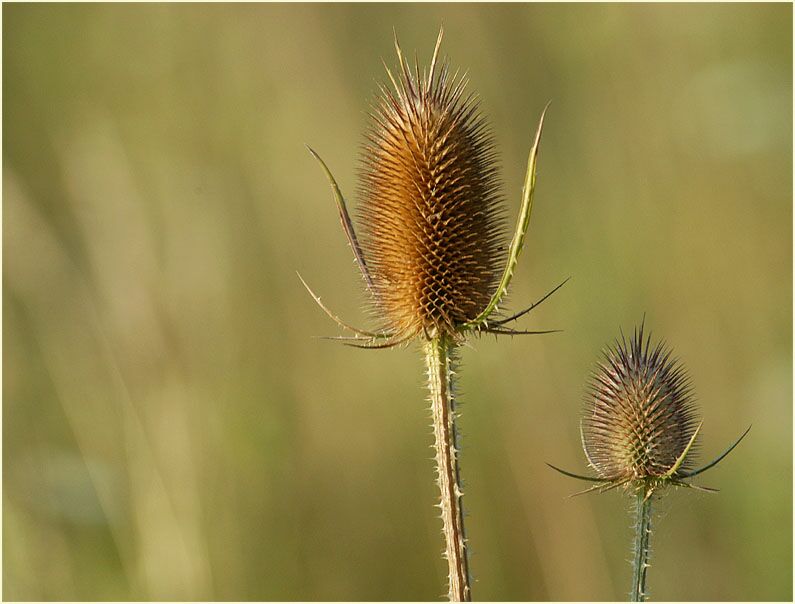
<box><xmin>550</xmin><ymin>322</ymin><xmax>750</xmax><ymax>602</ymax></box>
<box><xmin>301</xmin><ymin>30</ymin><xmax>563</xmax><ymax>601</ymax></box>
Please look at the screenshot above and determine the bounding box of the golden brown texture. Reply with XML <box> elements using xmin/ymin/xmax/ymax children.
<box><xmin>357</xmin><ymin>41</ymin><xmax>506</xmax><ymax>341</ymax></box>
<box><xmin>582</xmin><ymin>324</ymin><xmax>701</xmax><ymax>481</ymax></box>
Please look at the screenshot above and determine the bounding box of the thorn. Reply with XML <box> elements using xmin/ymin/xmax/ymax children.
<box><xmin>306</xmin><ymin>147</ymin><xmax>375</xmax><ymax>292</ymax></box>
<box><xmin>493</xmin><ymin>276</ymin><xmax>571</xmax><ymax>326</ymax></box>
<box><xmin>678</xmin><ymin>425</ymin><xmax>751</xmax><ymax>479</ymax></box>
<box><xmin>297</xmin><ymin>272</ymin><xmax>381</xmax><ymax>337</ymax></box>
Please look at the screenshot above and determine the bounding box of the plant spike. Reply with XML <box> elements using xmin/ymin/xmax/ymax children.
<box><xmin>465</xmin><ymin>102</ymin><xmax>550</xmax><ymax>329</ymax></box>
<box><xmin>664</xmin><ymin>422</ymin><xmax>703</xmax><ymax>478</ymax></box>
<box><xmin>493</xmin><ymin>276</ymin><xmax>570</xmax><ymax>326</ymax></box>
<box><xmin>677</xmin><ymin>425</ymin><xmax>752</xmax><ymax>479</ymax></box>
<box><xmin>305</xmin><ymin>146</ymin><xmax>374</xmax><ymax>293</ymax></box>
<box><xmin>297</xmin><ymin>272</ymin><xmax>387</xmax><ymax>338</ymax></box>
<box><xmin>479</xmin><ymin>327</ymin><xmax>562</xmax><ymax>337</ymax></box>
<box><xmin>546</xmin><ymin>462</ymin><xmax>609</xmax><ymax>483</ymax></box>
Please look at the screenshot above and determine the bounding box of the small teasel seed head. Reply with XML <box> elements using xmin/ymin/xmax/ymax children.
<box><xmin>582</xmin><ymin>322</ymin><xmax>700</xmax><ymax>484</ymax></box>
<box><xmin>548</xmin><ymin>323</ymin><xmax>749</xmax><ymax>602</ymax></box>
<box><xmin>357</xmin><ymin>34</ymin><xmax>506</xmax><ymax>342</ymax></box>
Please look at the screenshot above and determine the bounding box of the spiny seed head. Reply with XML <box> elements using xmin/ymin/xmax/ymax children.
<box><xmin>582</xmin><ymin>323</ymin><xmax>700</xmax><ymax>483</ymax></box>
<box><xmin>357</xmin><ymin>35</ymin><xmax>506</xmax><ymax>341</ymax></box>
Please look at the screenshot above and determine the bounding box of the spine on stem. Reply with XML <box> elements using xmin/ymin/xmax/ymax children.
<box><xmin>425</xmin><ymin>335</ymin><xmax>471</xmax><ymax>602</ymax></box>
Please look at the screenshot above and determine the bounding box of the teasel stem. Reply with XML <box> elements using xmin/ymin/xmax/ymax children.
<box><xmin>631</xmin><ymin>489</ymin><xmax>653</xmax><ymax>602</ymax></box>
<box><xmin>425</xmin><ymin>335</ymin><xmax>471</xmax><ymax>602</ymax></box>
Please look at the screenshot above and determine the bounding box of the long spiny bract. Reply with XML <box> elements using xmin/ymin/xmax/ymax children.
<box><xmin>357</xmin><ymin>37</ymin><xmax>506</xmax><ymax>341</ymax></box>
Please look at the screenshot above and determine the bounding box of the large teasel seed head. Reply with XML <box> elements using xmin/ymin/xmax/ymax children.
<box><xmin>357</xmin><ymin>34</ymin><xmax>506</xmax><ymax>341</ymax></box>
<box><xmin>582</xmin><ymin>323</ymin><xmax>700</xmax><ymax>483</ymax></box>
<box><xmin>302</xmin><ymin>29</ymin><xmax>555</xmax><ymax>350</ymax></box>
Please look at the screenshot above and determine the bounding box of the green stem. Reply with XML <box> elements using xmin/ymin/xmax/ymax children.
<box><xmin>631</xmin><ymin>490</ymin><xmax>653</xmax><ymax>602</ymax></box>
<box><xmin>424</xmin><ymin>335</ymin><xmax>471</xmax><ymax>602</ymax></box>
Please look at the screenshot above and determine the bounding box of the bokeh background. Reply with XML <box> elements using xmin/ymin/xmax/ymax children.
<box><xmin>3</xmin><ymin>3</ymin><xmax>792</xmax><ymax>601</ymax></box>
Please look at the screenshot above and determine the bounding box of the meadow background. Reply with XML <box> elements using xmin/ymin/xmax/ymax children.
<box><xmin>3</xmin><ymin>3</ymin><xmax>792</xmax><ymax>601</ymax></box>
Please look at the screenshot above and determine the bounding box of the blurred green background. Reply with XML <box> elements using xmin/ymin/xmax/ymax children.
<box><xmin>3</xmin><ymin>3</ymin><xmax>792</xmax><ymax>601</ymax></box>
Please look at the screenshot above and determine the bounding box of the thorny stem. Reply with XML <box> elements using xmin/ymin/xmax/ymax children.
<box><xmin>425</xmin><ymin>335</ymin><xmax>471</xmax><ymax>601</ymax></box>
<box><xmin>631</xmin><ymin>490</ymin><xmax>653</xmax><ymax>602</ymax></box>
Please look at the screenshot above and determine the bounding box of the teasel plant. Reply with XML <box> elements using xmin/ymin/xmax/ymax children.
<box><xmin>549</xmin><ymin>321</ymin><xmax>750</xmax><ymax>602</ymax></box>
<box><xmin>299</xmin><ymin>29</ymin><xmax>566</xmax><ymax>601</ymax></box>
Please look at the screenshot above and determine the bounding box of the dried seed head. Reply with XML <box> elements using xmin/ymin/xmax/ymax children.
<box><xmin>357</xmin><ymin>34</ymin><xmax>506</xmax><ymax>341</ymax></box>
<box><xmin>582</xmin><ymin>323</ymin><xmax>700</xmax><ymax>483</ymax></box>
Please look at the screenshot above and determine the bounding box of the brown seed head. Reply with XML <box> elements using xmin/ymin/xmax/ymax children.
<box><xmin>357</xmin><ymin>35</ymin><xmax>506</xmax><ymax>341</ymax></box>
<box><xmin>582</xmin><ymin>323</ymin><xmax>700</xmax><ymax>482</ymax></box>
